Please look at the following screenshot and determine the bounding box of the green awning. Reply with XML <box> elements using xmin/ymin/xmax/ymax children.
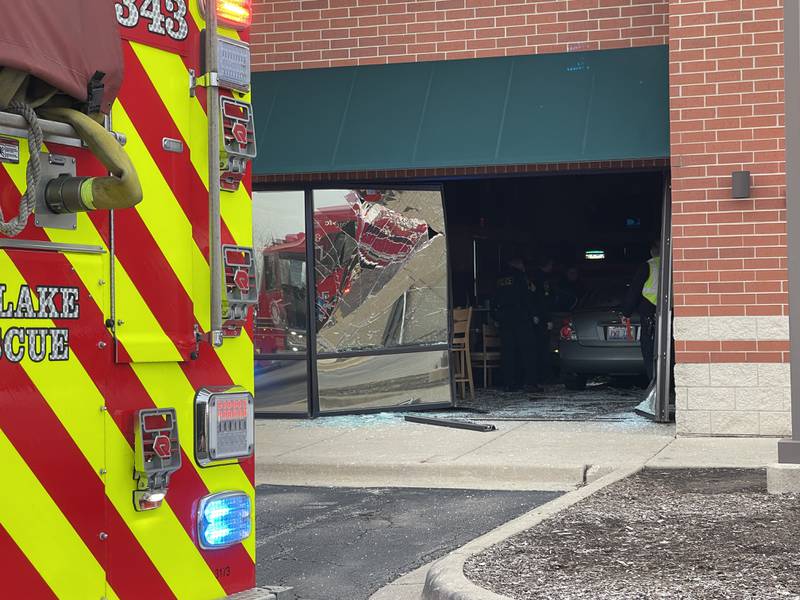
<box><xmin>252</xmin><ymin>45</ymin><xmax>669</xmax><ymax>176</ymax></box>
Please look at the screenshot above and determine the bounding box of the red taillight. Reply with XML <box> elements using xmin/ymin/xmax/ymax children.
<box><xmin>214</xmin><ymin>0</ymin><xmax>252</xmax><ymax>30</ymax></box>
<box><xmin>560</xmin><ymin>319</ymin><xmax>578</xmax><ymax>341</ymax></box>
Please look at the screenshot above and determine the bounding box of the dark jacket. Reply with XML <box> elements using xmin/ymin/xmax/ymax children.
<box><xmin>495</xmin><ymin>266</ymin><xmax>530</xmax><ymax>313</ymax></box>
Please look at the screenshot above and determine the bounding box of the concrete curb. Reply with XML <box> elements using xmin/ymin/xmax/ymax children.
<box><xmin>421</xmin><ymin>463</ymin><xmax>646</xmax><ymax>600</ymax></box>
<box><xmin>257</xmin><ymin>461</ymin><xmax>600</xmax><ymax>491</ymax></box>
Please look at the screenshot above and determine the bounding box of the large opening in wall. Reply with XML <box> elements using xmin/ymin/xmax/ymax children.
<box><xmin>252</xmin><ymin>169</ymin><xmax>674</xmax><ymax>423</ymax></box>
<box><xmin>442</xmin><ymin>169</ymin><xmax>673</xmax><ymax>423</ymax></box>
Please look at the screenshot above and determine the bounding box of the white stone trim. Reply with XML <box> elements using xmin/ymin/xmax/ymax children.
<box><xmin>675</xmin><ymin>362</ymin><xmax>791</xmax><ymax>437</ymax></box>
<box><xmin>673</xmin><ymin>316</ymin><xmax>789</xmax><ymax>341</ymax></box>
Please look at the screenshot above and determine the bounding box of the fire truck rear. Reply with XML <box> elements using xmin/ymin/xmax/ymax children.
<box><xmin>0</xmin><ymin>1</ymin><xmax>263</xmax><ymax>598</ymax></box>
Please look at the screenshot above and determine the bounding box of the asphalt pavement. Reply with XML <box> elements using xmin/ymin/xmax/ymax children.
<box><xmin>255</xmin><ymin>484</ymin><xmax>561</xmax><ymax>600</ymax></box>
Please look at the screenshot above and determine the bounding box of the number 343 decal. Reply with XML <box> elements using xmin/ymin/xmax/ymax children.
<box><xmin>115</xmin><ymin>0</ymin><xmax>189</xmax><ymax>41</ymax></box>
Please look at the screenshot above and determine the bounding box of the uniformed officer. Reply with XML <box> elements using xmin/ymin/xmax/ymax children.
<box><xmin>530</xmin><ymin>258</ymin><xmax>556</xmax><ymax>384</ymax></box>
<box><xmin>622</xmin><ymin>242</ymin><xmax>660</xmax><ymax>383</ymax></box>
<box><xmin>495</xmin><ymin>257</ymin><xmax>540</xmax><ymax>392</ymax></box>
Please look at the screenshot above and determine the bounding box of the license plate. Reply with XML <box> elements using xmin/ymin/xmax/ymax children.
<box><xmin>607</xmin><ymin>326</ymin><xmax>631</xmax><ymax>340</ymax></box>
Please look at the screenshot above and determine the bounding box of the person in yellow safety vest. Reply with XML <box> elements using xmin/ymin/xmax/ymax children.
<box><xmin>622</xmin><ymin>242</ymin><xmax>661</xmax><ymax>383</ymax></box>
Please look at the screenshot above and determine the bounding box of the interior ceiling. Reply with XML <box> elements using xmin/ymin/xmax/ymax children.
<box><xmin>443</xmin><ymin>171</ymin><xmax>664</xmax><ymax>272</ymax></box>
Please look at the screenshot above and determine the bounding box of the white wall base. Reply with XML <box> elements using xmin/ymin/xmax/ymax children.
<box><xmin>674</xmin><ymin>363</ymin><xmax>791</xmax><ymax>437</ymax></box>
<box><xmin>767</xmin><ymin>463</ymin><xmax>800</xmax><ymax>494</ymax></box>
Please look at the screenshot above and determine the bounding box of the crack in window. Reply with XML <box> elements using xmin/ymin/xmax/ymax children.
<box><xmin>313</xmin><ymin>189</ymin><xmax>449</xmax><ymax>354</ymax></box>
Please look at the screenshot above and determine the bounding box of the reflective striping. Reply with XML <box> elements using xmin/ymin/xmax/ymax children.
<box><xmin>1</xmin><ymin>154</ymin><xmax>181</xmax><ymax>364</ymax></box>
<box><xmin>128</xmin><ymin>39</ymin><xmax>257</xmax><ymax>396</ymax></box>
<box><xmin>3</xmin><ymin>211</ymin><xmax>249</xmax><ymax>592</ymax></box>
<box><xmin>0</xmin><ymin>361</ymin><xmax>106</xmax><ymax>562</ymax></box>
<box><xmin>131</xmin><ymin>42</ymin><xmax>252</xmax><ymax>247</ymax></box>
<box><xmin>0</xmin><ymin>251</ymin><xmax>107</xmax><ymax>474</ymax></box>
<box><xmin>0</xmin><ymin>363</ymin><xmax>174</xmax><ymax>600</ymax></box>
<box><xmin>0</xmin><ymin>9</ymin><xmax>255</xmax><ymax>596</ymax></box>
<box><xmin>113</xmin><ymin>57</ymin><xmax>235</xmax><ymax>343</ymax></box>
<box><xmin>107</xmin><ymin>49</ymin><xmax>256</xmax><ymax>391</ymax></box>
<box><xmin>119</xmin><ymin>42</ymin><xmax>237</xmax><ymax>253</ymax></box>
<box><xmin>132</xmin><ymin>361</ymin><xmax>256</xmax><ymax>567</ymax></box>
<box><xmin>214</xmin><ymin>337</ymin><xmax>255</xmax><ymax>396</ymax></box>
<box><xmin>6</xmin><ymin>238</ymin><xmax>181</xmax><ymax>600</ymax></box>
<box><xmin>0</xmin><ymin>523</ymin><xmax>58</xmax><ymax>600</ymax></box>
<box><xmin>104</xmin><ymin>422</ymin><xmax>227</xmax><ymax>600</ymax></box>
<box><xmin>0</xmin><ymin>428</ymin><xmax>106</xmax><ymax>599</ymax></box>
<box><xmin>132</xmin><ymin>362</ymin><xmax>254</xmax><ymax>494</ymax></box>
<box><xmin>109</xmin><ymin>199</ymin><xmax>198</xmax><ymax>358</ymax></box>
<box><xmin>0</xmin><ymin>247</ymin><xmax>226</xmax><ymax>597</ymax></box>
<box><xmin>105</xmin><ymin>585</ymin><xmax>123</xmax><ymax>600</ymax></box>
<box><xmin>111</xmin><ymin>103</ymin><xmax>194</xmax><ymax>296</ymax></box>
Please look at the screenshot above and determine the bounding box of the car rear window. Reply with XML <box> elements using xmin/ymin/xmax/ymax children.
<box><xmin>578</xmin><ymin>287</ymin><xmax>627</xmax><ymax>309</ymax></box>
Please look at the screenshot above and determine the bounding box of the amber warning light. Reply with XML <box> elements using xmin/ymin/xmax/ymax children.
<box><xmin>217</xmin><ymin>0</ymin><xmax>252</xmax><ymax>29</ymax></box>
<box><xmin>200</xmin><ymin>0</ymin><xmax>252</xmax><ymax>29</ymax></box>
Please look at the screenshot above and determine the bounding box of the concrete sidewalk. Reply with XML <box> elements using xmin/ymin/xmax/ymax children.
<box><xmin>255</xmin><ymin>414</ymin><xmax>676</xmax><ymax>491</ymax></box>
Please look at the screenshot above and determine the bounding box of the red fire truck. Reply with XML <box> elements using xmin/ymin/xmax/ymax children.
<box><xmin>0</xmin><ymin>1</ymin><xmax>265</xmax><ymax>598</ymax></box>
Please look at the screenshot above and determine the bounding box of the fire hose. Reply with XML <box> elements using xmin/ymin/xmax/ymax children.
<box><xmin>0</xmin><ymin>98</ymin><xmax>142</xmax><ymax>237</ymax></box>
<box><xmin>39</xmin><ymin>107</ymin><xmax>142</xmax><ymax>213</ymax></box>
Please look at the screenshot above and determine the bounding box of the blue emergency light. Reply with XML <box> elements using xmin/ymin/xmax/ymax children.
<box><xmin>198</xmin><ymin>491</ymin><xmax>252</xmax><ymax>549</ymax></box>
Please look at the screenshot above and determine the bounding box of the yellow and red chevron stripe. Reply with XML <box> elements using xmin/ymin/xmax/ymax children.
<box><xmin>0</xmin><ymin>6</ymin><xmax>256</xmax><ymax>600</ymax></box>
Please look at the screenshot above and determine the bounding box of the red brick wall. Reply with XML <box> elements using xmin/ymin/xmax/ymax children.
<box><xmin>668</xmin><ymin>0</ymin><xmax>787</xmax><ymax>364</ymax></box>
<box><xmin>252</xmin><ymin>0</ymin><xmax>669</xmax><ymax>71</ymax></box>
<box><xmin>250</xmin><ymin>0</ymin><xmax>789</xmax><ymax>367</ymax></box>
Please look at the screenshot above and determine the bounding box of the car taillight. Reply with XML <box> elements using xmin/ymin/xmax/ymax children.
<box><xmin>560</xmin><ymin>319</ymin><xmax>578</xmax><ymax>341</ymax></box>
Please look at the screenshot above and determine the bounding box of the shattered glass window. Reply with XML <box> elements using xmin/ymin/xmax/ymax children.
<box><xmin>252</xmin><ymin>191</ymin><xmax>309</xmax><ymax>356</ymax></box>
<box><xmin>312</xmin><ymin>189</ymin><xmax>449</xmax><ymax>353</ymax></box>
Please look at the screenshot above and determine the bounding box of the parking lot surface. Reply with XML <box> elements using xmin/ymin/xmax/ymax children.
<box><xmin>255</xmin><ymin>484</ymin><xmax>560</xmax><ymax>600</ymax></box>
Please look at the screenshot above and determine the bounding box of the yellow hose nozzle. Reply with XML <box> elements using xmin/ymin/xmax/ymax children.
<box><xmin>40</xmin><ymin>107</ymin><xmax>142</xmax><ymax>213</ymax></box>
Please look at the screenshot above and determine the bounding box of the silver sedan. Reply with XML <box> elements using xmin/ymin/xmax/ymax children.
<box><xmin>557</xmin><ymin>287</ymin><xmax>646</xmax><ymax>390</ymax></box>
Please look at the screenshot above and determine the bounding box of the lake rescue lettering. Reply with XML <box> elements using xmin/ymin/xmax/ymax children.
<box><xmin>0</xmin><ymin>284</ymin><xmax>77</xmax><ymax>363</ymax></box>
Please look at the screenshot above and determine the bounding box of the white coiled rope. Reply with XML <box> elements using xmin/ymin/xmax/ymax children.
<box><xmin>0</xmin><ymin>100</ymin><xmax>43</xmax><ymax>237</ymax></box>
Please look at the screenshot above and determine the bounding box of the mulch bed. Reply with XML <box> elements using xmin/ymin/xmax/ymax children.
<box><xmin>465</xmin><ymin>469</ymin><xmax>800</xmax><ymax>599</ymax></box>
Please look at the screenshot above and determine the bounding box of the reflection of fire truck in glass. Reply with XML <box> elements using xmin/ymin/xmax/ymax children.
<box><xmin>255</xmin><ymin>191</ymin><xmax>429</xmax><ymax>355</ymax></box>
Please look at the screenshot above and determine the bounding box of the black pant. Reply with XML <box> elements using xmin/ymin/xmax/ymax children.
<box><xmin>498</xmin><ymin>312</ymin><xmax>537</xmax><ymax>388</ymax></box>
<box><xmin>534</xmin><ymin>325</ymin><xmax>551</xmax><ymax>384</ymax></box>
<box><xmin>640</xmin><ymin>312</ymin><xmax>656</xmax><ymax>383</ymax></box>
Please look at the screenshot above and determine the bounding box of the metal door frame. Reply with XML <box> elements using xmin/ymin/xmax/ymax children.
<box><xmin>654</xmin><ymin>176</ymin><xmax>673</xmax><ymax>422</ymax></box>
<box><xmin>779</xmin><ymin>0</ymin><xmax>800</xmax><ymax>462</ymax></box>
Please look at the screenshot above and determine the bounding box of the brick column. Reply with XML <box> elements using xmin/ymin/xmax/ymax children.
<box><xmin>669</xmin><ymin>0</ymin><xmax>790</xmax><ymax>435</ymax></box>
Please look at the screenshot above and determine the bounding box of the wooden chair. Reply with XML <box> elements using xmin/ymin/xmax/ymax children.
<box><xmin>471</xmin><ymin>323</ymin><xmax>502</xmax><ymax>388</ymax></box>
<box><xmin>451</xmin><ymin>307</ymin><xmax>474</xmax><ymax>401</ymax></box>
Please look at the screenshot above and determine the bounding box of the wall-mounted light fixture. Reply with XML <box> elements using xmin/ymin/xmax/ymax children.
<box><xmin>732</xmin><ymin>170</ymin><xmax>751</xmax><ymax>199</ymax></box>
